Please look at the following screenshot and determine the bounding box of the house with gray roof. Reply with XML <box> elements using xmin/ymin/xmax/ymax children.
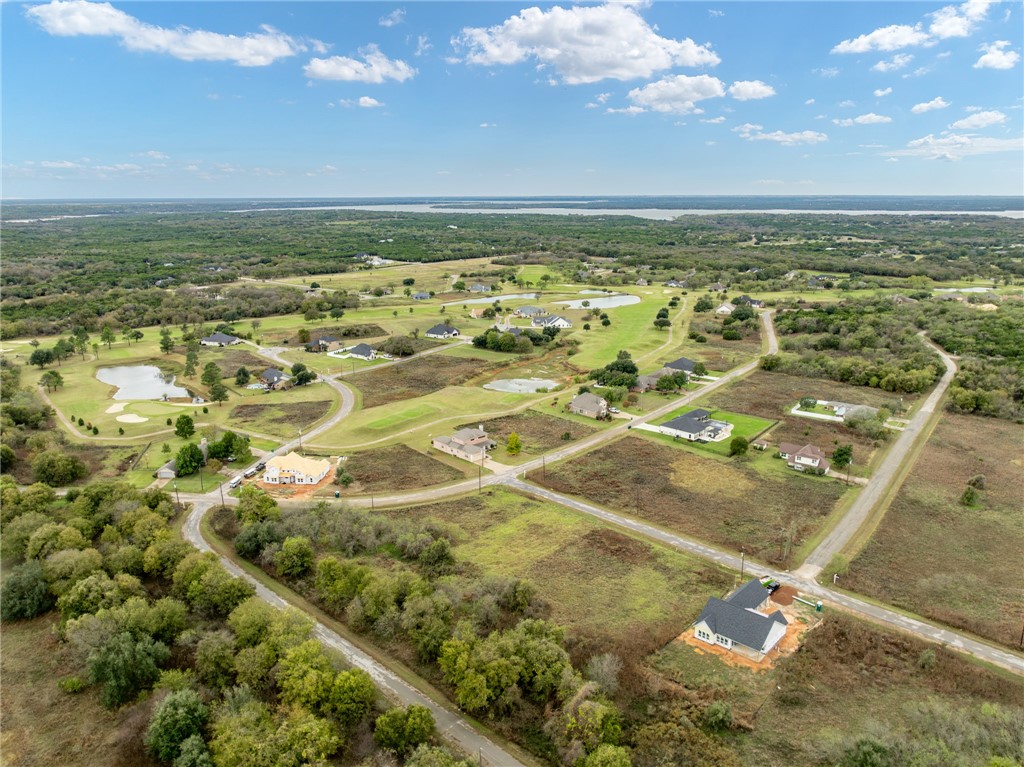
<box><xmin>411</xmin><ymin>291</ymin><xmax>431</xmax><ymax>300</ymax></box>
<box><xmin>664</xmin><ymin>356</ymin><xmax>698</xmax><ymax>374</ymax></box>
<box><xmin>346</xmin><ymin>343</ymin><xmax>377</xmax><ymax>361</ymax></box>
<box><xmin>260</xmin><ymin>368</ymin><xmax>291</xmax><ymax>390</ymax></box>
<box><xmin>568</xmin><ymin>392</ymin><xmax>608</xmax><ymax>419</ymax></box>
<box><xmin>693</xmin><ymin>579</ymin><xmax>787</xmax><ymax>661</ymax></box>
<box><xmin>513</xmin><ymin>306</ymin><xmax>546</xmax><ymax>318</ymax></box>
<box><xmin>431</xmin><ymin>426</ymin><xmax>496</xmax><ymax>463</ymax></box>
<box><xmin>659</xmin><ymin>408</ymin><xmax>733</xmax><ymax>442</ymax></box>
<box><xmin>425</xmin><ymin>324</ymin><xmax>460</xmax><ymax>339</ymax></box>
<box><xmin>532</xmin><ymin>315</ymin><xmax>573</xmax><ymax>330</ymax></box>
<box><xmin>200</xmin><ymin>331</ymin><xmax>241</xmax><ymax>347</ymax></box>
<box><xmin>470</xmin><ymin>283</ymin><xmax>491</xmax><ymax>293</ymax></box>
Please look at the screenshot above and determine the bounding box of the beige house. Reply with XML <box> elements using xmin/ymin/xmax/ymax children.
<box><xmin>778</xmin><ymin>442</ymin><xmax>830</xmax><ymax>472</ymax></box>
<box><xmin>431</xmin><ymin>427</ymin><xmax>496</xmax><ymax>463</ymax></box>
<box><xmin>262</xmin><ymin>452</ymin><xmax>332</xmax><ymax>485</ymax></box>
<box><xmin>568</xmin><ymin>392</ymin><xmax>608</xmax><ymax>419</ymax></box>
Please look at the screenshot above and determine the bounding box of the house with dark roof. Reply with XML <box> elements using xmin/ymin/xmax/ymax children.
<box><xmin>693</xmin><ymin>579</ymin><xmax>787</xmax><ymax>660</ymax></box>
<box><xmin>260</xmin><ymin>369</ymin><xmax>290</xmax><ymax>390</ymax></box>
<box><xmin>493</xmin><ymin>325</ymin><xmax>524</xmax><ymax>337</ymax></box>
<box><xmin>346</xmin><ymin>343</ymin><xmax>377</xmax><ymax>361</ymax></box>
<box><xmin>778</xmin><ymin>442</ymin><xmax>830</xmax><ymax>472</ymax></box>
<box><xmin>307</xmin><ymin>335</ymin><xmax>343</xmax><ymax>353</ymax></box>
<box><xmin>658</xmin><ymin>408</ymin><xmax>733</xmax><ymax>442</ymax></box>
<box><xmin>513</xmin><ymin>306</ymin><xmax>546</xmax><ymax>318</ymax></box>
<box><xmin>200</xmin><ymin>331</ymin><xmax>241</xmax><ymax>347</ymax></box>
<box><xmin>426</xmin><ymin>324</ymin><xmax>460</xmax><ymax>339</ymax></box>
<box><xmin>431</xmin><ymin>426</ymin><xmax>496</xmax><ymax>463</ymax></box>
<box><xmin>664</xmin><ymin>357</ymin><xmax>698</xmax><ymax>374</ymax></box>
<box><xmin>734</xmin><ymin>295</ymin><xmax>766</xmax><ymax>309</ymax></box>
<box><xmin>568</xmin><ymin>392</ymin><xmax>608</xmax><ymax>419</ymax></box>
<box><xmin>632</xmin><ymin>369</ymin><xmax>670</xmax><ymax>392</ymax></box>
<box><xmin>708</xmin><ymin>282</ymin><xmax>727</xmax><ymax>292</ymax></box>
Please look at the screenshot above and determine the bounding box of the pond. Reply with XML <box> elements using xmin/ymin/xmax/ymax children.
<box><xmin>483</xmin><ymin>378</ymin><xmax>560</xmax><ymax>393</ymax></box>
<box><xmin>443</xmin><ymin>292</ymin><xmax>540</xmax><ymax>306</ymax></box>
<box><xmin>96</xmin><ymin>365</ymin><xmax>191</xmax><ymax>400</ymax></box>
<box><xmin>933</xmin><ymin>287</ymin><xmax>993</xmax><ymax>293</ymax></box>
<box><xmin>556</xmin><ymin>294</ymin><xmax>641</xmax><ymax>309</ymax></box>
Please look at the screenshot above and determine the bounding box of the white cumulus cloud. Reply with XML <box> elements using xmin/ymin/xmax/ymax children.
<box><xmin>833</xmin><ymin>113</ymin><xmax>892</xmax><ymax>126</ymax></box>
<box><xmin>728</xmin><ymin>80</ymin><xmax>775</xmax><ymax>100</ymax></box>
<box><xmin>414</xmin><ymin>35</ymin><xmax>432</xmax><ymax>56</ymax></box>
<box><xmin>911</xmin><ymin>96</ymin><xmax>950</xmax><ymax>113</ymax></box>
<box><xmin>929</xmin><ymin>0</ymin><xmax>994</xmax><ymax>39</ymax></box>
<box><xmin>874</xmin><ymin>87</ymin><xmax>893</xmax><ymax>97</ymax></box>
<box><xmin>626</xmin><ymin>74</ymin><xmax>725</xmax><ymax>114</ymax></box>
<box><xmin>700</xmin><ymin>116</ymin><xmax>726</xmax><ymax>124</ymax></box>
<box><xmin>305</xmin><ymin>44</ymin><xmax>416</xmax><ymax>82</ymax></box>
<box><xmin>890</xmin><ymin>131</ymin><xmax>1022</xmax><ymax>160</ymax></box>
<box><xmin>734</xmin><ymin>123</ymin><xmax>827</xmax><ymax>145</ymax></box>
<box><xmin>834</xmin><ymin>0</ymin><xmax>994</xmax><ymax>54</ymax></box>
<box><xmin>378</xmin><ymin>9</ymin><xmax>405</xmax><ymax>27</ymax></box>
<box><xmin>872</xmin><ymin>53</ymin><xmax>914</xmax><ymax>72</ymax></box>
<box><xmin>26</xmin><ymin>0</ymin><xmax>306</xmax><ymax>66</ymax></box>
<box><xmin>974</xmin><ymin>40</ymin><xmax>1021</xmax><ymax>69</ymax></box>
<box><xmin>452</xmin><ymin>3</ymin><xmax>720</xmax><ymax>84</ymax></box>
<box><xmin>358</xmin><ymin>96</ymin><xmax>384</xmax><ymax>108</ymax></box>
<box><xmin>833</xmin><ymin>24</ymin><xmax>929</xmax><ymax>54</ymax></box>
<box><xmin>949</xmin><ymin>109</ymin><xmax>1006</xmax><ymax>129</ymax></box>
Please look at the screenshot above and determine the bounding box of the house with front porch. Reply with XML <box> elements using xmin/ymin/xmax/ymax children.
<box><xmin>778</xmin><ymin>442</ymin><xmax>830</xmax><ymax>472</ymax></box>
<box><xmin>262</xmin><ymin>452</ymin><xmax>332</xmax><ymax>485</ymax></box>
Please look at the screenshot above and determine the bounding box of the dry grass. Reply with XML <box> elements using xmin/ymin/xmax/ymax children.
<box><xmin>350</xmin><ymin>354</ymin><xmax>497</xmax><ymax>408</ymax></box>
<box><xmin>343</xmin><ymin>444</ymin><xmax>467</xmax><ymax>493</ymax></box>
<box><xmin>459</xmin><ymin>410</ymin><xmax>597</xmax><ymax>456</ymax></box>
<box><xmin>210</xmin><ymin>348</ymin><xmax>274</xmax><ymax>375</ymax></box>
<box><xmin>529</xmin><ymin>436</ymin><xmax>846</xmax><ymax>569</ymax></box>
<box><xmin>229</xmin><ymin>399</ymin><xmax>331</xmax><ymax>437</ymax></box>
<box><xmin>843</xmin><ymin>414</ymin><xmax>1024</xmax><ymax>646</ymax></box>
<box><xmin>0</xmin><ymin>615</ymin><xmax>158</xmax><ymax>767</ymax></box>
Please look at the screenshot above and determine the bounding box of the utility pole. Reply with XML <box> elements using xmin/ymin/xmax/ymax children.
<box><xmin>740</xmin><ymin>548</ymin><xmax>745</xmax><ymax>580</ymax></box>
<box><xmin>478</xmin><ymin>460</ymin><xmax>482</xmax><ymax>492</ymax></box>
<box><xmin>219</xmin><ymin>481</ymin><xmax>225</xmax><ymax>507</ymax></box>
<box><xmin>298</xmin><ymin>428</ymin><xmax>303</xmax><ymax>454</ymax></box>
<box><xmin>199</xmin><ymin>468</ymin><xmax>204</xmax><ymax>492</ymax></box>
<box><xmin>173</xmin><ymin>482</ymin><xmax>180</xmax><ymax>508</ymax></box>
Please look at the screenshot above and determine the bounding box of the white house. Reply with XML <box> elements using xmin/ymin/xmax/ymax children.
<box><xmin>470</xmin><ymin>283</ymin><xmax>491</xmax><ymax>293</ymax></box>
<box><xmin>262</xmin><ymin>452</ymin><xmax>331</xmax><ymax>485</ymax></box>
<box><xmin>425</xmin><ymin>324</ymin><xmax>460</xmax><ymax>339</ymax></box>
<box><xmin>532</xmin><ymin>315</ymin><xmax>573</xmax><ymax>330</ymax></box>
<box><xmin>658</xmin><ymin>409</ymin><xmax>733</xmax><ymax>442</ymax></box>
<box><xmin>346</xmin><ymin>343</ymin><xmax>377</xmax><ymax>361</ymax></box>
<box><xmin>200</xmin><ymin>331</ymin><xmax>241</xmax><ymax>346</ymax></box>
<box><xmin>693</xmin><ymin>579</ymin><xmax>788</xmax><ymax>661</ymax></box>
<box><xmin>513</xmin><ymin>306</ymin><xmax>546</xmax><ymax>318</ymax></box>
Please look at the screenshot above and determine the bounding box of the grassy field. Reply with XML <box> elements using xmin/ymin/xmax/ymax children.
<box><xmin>347</xmin><ymin>353</ymin><xmax>500</xmax><ymax>408</ymax></box>
<box><xmin>529</xmin><ymin>436</ymin><xmax>851</xmax><ymax>569</ymax></box>
<box><xmin>652</xmin><ymin>612</ymin><xmax>1024</xmax><ymax>767</ymax></box>
<box><xmin>228</xmin><ymin>388</ymin><xmax>335</xmax><ymax>438</ymax></box>
<box><xmin>457</xmin><ymin>409</ymin><xmax>599</xmax><ymax>463</ymax></box>
<box><xmin>0</xmin><ymin>614</ymin><xmax>159</xmax><ymax>767</ymax></box>
<box><xmin>842</xmin><ymin>414</ymin><xmax>1024</xmax><ymax>647</ymax></box>
<box><xmin>334</xmin><ymin>444</ymin><xmax>469</xmax><ymax>493</ymax></box>
<box><xmin>379</xmin><ymin>487</ymin><xmax>734</xmax><ymax>641</ymax></box>
<box><xmin>703</xmin><ymin>370</ymin><xmax>913</xmax><ymax>474</ymax></box>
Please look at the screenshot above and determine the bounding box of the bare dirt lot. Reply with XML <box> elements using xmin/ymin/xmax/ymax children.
<box><xmin>843</xmin><ymin>413</ymin><xmax>1024</xmax><ymax>647</ymax></box>
<box><xmin>459</xmin><ymin>410</ymin><xmax>597</xmax><ymax>456</ymax></box>
<box><xmin>342</xmin><ymin>444</ymin><xmax>468</xmax><ymax>493</ymax></box>
<box><xmin>705</xmin><ymin>370</ymin><xmax>910</xmax><ymax>468</ymax></box>
<box><xmin>529</xmin><ymin>436</ymin><xmax>847</xmax><ymax>569</ymax></box>
<box><xmin>350</xmin><ymin>354</ymin><xmax>498</xmax><ymax>408</ymax></box>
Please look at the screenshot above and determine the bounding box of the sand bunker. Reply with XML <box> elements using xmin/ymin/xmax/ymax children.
<box><xmin>116</xmin><ymin>414</ymin><xmax>149</xmax><ymax>424</ymax></box>
<box><xmin>105</xmin><ymin>403</ymin><xmax>127</xmax><ymax>414</ymax></box>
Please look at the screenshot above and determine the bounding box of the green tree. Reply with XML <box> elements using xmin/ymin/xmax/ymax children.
<box><xmin>88</xmin><ymin>631</ymin><xmax>169</xmax><ymax>708</ymax></box>
<box><xmin>837</xmin><ymin>738</ymin><xmax>893</xmax><ymax>767</ymax></box>
<box><xmin>0</xmin><ymin>443</ymin><xmax>16</xmax><ymax>473</ymax></box>
<box><xmin>328</xmin><ymin>669</ymin><xmax>377</xmax><ymax>728</ymax></box>
<box><xmin>210</xmin><ymin>381</ymin><xmax>229</xmax><ymax>407</ymax></box>
<box><xmin>703</xmin><ymin>700</ymin><xmax>733</xmax><ymax>730</ymax></box>
<box><xmin>146</xmin><ymin>689</ymin><xmax>209</xmax><ymax>763</ymax></box>
<box><xmin>277</xmin><ymin>639</ymin><xmax>335</xmax><ymax>713</ymax></box>
<box><xmin>172</xmin><ymin>735</ymin><xmax>213</xmax><ymax>767</ymax></box>
<box><xmin>101</xmin><ymin>324</ymin><xmax>116</xmax><ymax>349</ymax></box>
<box><xmin>960</xmin><ymin>485</ymin><xmax>979</xmax><ymax>506</ymax></box>
<box><xmin>201</xmin><ymin>362</ymin><xmax>222</xmax><ymax>387</ymax></box>
<box><xmin>39</xmin><ymin>370</ymin><xmax>64</xmax><ymax>392</ymax></box>
<box><xmin>799</xmin><ymin>396</ymin><xmax>817</xmax><ymax>410</ymax></box>
<box><xmin>159</xmin><ymin>327</ymin><xmax>175</xmax><ymax>355</ymax></box>
<box><xmin>832</xmin><ymin>444</ymin><xmax>854</xmax><ymax>483</ymax></box>
<box><xmin>183</xmin><ymin>342</ymin><xmax>200</xmax><ymax>378</ymax></box>
<box><xmin>175</xmin><ymin>443</ymin><xmax>204</xmax><ymax>477</ymax></box>
<box><xmin>235</xmin><ymin>367</ymin><xmax>250</xmax><ymax>386</ymax></box>
<box><xmin>174</xmin><ymin>414</ymin><xmax>195</xmax><ymax>439</ymax></box>
<box><xmin>32</xmin><ymin>451</ymin><xmax>87</xmax><ymax>486</ymax></box>
<box><xmin>374</xmin><ymin>704</ymin><xmax>436</xmax><ymax>755</ymax></box>
<box><xmin>195</xmin><ymin>630</ymin><xmax>236</xmax><ymax>688</ymax></box>
<box><xmin>0</xmin><ymin>561</ymin><xmax>54</xmax><ymax>620</ymax></box>
<box><xmin>583</xmin><ymin>744</ymin><xmax>632</xmax><ymax>767</ymax></box>
<box><xmin>275</xmin><ymin>536</ymin><xmax>314</xmax><ymax>578</ymax></box>
<box><xmin>29</xmin><ymin>348</ymin><xmax>55</xmax><ymax>368</ymax></box>
<box><xmin>694</xmin><ymin>296</ymin><xmax>714</xmax><ymax>313</ymax></box>
<box><xmin>506</xmin><ymin>432</ymin><xmax>522</xmax><ymax>455</ymax></box>
<box><xmin>729</xmin><ymin>436</ymin><xmax>749</xmax><ymax>457</ymax></box>
<box><xmin>236</xmin><ymin>486</ymin><xmax>280</xmax><ymax>526</ymax></box>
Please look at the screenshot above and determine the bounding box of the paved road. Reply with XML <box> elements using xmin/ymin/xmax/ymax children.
<box><xmin>796</xmin><ymin>335</ymin><xmax>959</xmax><ymax>579</ymax></box>
<box><xmin>181</xmin><ymin>498</ymin><xmax>531</xmax><ymax>767</ymax></box>
<box><xmin>502</xmin><ymin>478</ymin><xmax>1024</xmax><ymax>676</ymax></box>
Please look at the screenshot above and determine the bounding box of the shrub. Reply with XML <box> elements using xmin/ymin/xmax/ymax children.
<box><xmin>275</xmin><ymin>536</ymin><xmax>314</xmax><ymax>578</ymax></box>
<box><xmin>0</xmin><ymin>561</ymin><xmax>54</xmax><ymax>620</ymax></box>
<box><xmin>58</xmin><ymin>675</ymin><xmax>89</xmax><ymax>694</ymax></box>
<box><xmin>146</xmin><ymin>689</ymin><xmax>209</xmax><ymax>762</ymax></box>
<box><xmin>374</xmin><ymin>705</ymin><xmax>436</xmax><ymax>755</ymax></box>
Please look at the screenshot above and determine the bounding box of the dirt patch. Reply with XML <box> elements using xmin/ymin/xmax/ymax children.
<box><xmin>460</xmin><ymin>410</ymin><xmax>596</xmax><ymax>454</ymax></box>
<box><xmin>229</xmin><ymin>400</ymin><xmax>331</xmax><ymax>433</ymax></box>
<box><xmin>529</xmin><ymin>436</ymin><xmax>845</xmax><ymax>569</ymax></box>
<box><xmin>351</xmin><ymin>354</ymin><xmax>498</xmax><ymax>408</ymax></box>
<box><xmin>770</xmin><ymin>584</ymin><xmax>797</xmax><ymax>606</ymax></box>
<box><xmin>578</xmin><ymin>527</ymin><xmax>655</xmax><ymax>564</ymax></box>
<box><xmin>213</xmin><ymin>349</ymin><xmax>274</xmax><ymax>375</ymax></box>
<box><xmin>675</xmin><ymin>605</ymin><xmax>814</xmax><ymax>673</ymax></box>
<box><xmin>843</xmin><ymin>413</ymin><xmax>1024</xmax><ymax>647</ymax></box>
<box><xmin>344</xmin><ymin>444</ymin><xmax>467</xmax><ymax>493</ymax></box>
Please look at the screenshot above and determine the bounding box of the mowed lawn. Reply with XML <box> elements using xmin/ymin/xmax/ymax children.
<box><xmin>652</xmin><ymin>406</ymin><xmax>775</xmax><ymax>456</ymax></box>
<box><xmin>382</xmin><ymin>488</ymin><xmax>734</xmax><ymax>640</ymax></box>
<box><xmin>530</xmin><ymin>436</ymin><xmax>851</xmax><ymax>569</ymax></box>
<box><xmin>704</xmin><ymin>370</ymin><xmax>913</xmax><ymax>473</ymax></box>
<box><xmin>843</xmin><ymin>414</ymin><xmax>1024</xmax><ymax>647</ymax></box>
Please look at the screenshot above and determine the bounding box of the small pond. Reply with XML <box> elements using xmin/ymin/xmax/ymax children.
<box><xmin>557</xmin><ymin>294</ymin><xmax>641</xmax><ymax>309</ymax></box>
<box><xmin>97</xmin><ymin>365</ymin><xmax>191</xmax><ymax>400</ymax></box>
<box><xmin>443</xmin><ymin>292</ymin><xmax>540</xmax><ymax>306</ymax></box>
<box><xmin>933</xmin><ymin>287</ymin><xmax>992</xmax><ymax>293</ymax></box>
<box><xmin>483</xmin><ymin>378</ymin><xmax>559</xmax><ymax>393</ymax></box>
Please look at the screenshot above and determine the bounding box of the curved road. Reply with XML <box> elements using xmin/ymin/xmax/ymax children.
<box><xmin>796</xmin><ymin>334</ymin><xmax>960</xmax><ymax>579</ymax></box>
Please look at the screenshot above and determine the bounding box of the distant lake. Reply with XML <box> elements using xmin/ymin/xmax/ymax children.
<box><xmin>557</xmin><ymin>294</ymin><xmax>641</xmax><ymax>309</ymax></box>
<box><xmin>443</xmin><ymin>292</ymin><xmax>539</xmax><ymax>305</ymax></box>
<box><xmin>97</xmin><ymin>365</ymin><xmax>190</xmax><ymax>400</ymax></box>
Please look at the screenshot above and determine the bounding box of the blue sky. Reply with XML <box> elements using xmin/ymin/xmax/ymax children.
<box><xmin>3</xmin><ymin>0</ymin><xmax>1022</xmax><ymax>198</ymax></box>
